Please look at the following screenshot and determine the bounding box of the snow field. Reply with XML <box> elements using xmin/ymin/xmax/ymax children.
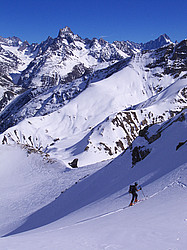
<box><xmin>0</xmin><ymin>109</ymin><xmax>186</xmax><ymax>249</ymax></box>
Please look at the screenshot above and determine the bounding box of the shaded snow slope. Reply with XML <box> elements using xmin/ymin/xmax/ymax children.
<box><xmin>0</xmin><ymin>145</ymin><xmax>67</xmax><ymax>236</ymax></box>
<box><xmin>0</xmin><ymin>109</ymin><xmax>186</xmax><ymax>250</ymax></box>
<box><xmin>0</xmin><ymin>145</ymin><xmax>108</xmax><ymax>236</ymax></box>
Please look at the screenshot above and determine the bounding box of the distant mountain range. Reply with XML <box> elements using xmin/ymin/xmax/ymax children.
<box><xmin>0</xmin><ymin>27</ymin><xmax>186</xmax><ymax>166</ymax></box>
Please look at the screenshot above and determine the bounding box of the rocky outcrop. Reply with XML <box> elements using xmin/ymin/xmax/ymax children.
<box><xmin>129</xmin><ymin>109</ymin><xmax>187</xmax><ymax>167</ymax></box>
<box><xmin>145</xmin><ymin>40</ymin><xmax>187</xmax><ymax>79</ymax></box>
<box><xmin>131</xmin><ymin>146</ymin><xmax>151</xmax><ymax>166</ymax></box>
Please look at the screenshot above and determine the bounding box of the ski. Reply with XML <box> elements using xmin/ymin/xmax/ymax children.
<box><xmin>128</xmin><ymin>197</ymin><xmax>148</xmax><ymax>207</ymax></box>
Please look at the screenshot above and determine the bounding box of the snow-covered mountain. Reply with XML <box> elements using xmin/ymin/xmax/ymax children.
<box><xmin>0</xmin><ymin>35</ymin><xmax>186</xmax><ymax>166</ymax></box>
<box><xmin>0</xmin><ymin>35</ymin><xmax>39</xmax><ymax>113</ymax></box>
<box><xmin>0</xmin><ymin>27</ymin><xmax>186</xmax><ymax>249</ymax></box>
<box><xmin>0</xmin><ymin>28</ymin><xmax>186</xmax><ymax>164</ymax></box>
<box><xmin>0</xmin><ymin>28</ymin><xmax>174</xmax><ymax>131</ymax></box>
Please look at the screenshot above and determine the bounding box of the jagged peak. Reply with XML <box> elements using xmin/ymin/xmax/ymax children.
<box><xmin>157</xmin><ymin>34</ymin><xmax>172</xmax><ymax>43</ymax></box>
<box><xmin>22</xmin><ymin>40</ymin><xmax>30</xmax><ymax>45</ymax></box>
<box><xmin>0</xmin><ymin>35</ymin><xmax>22</xmax><ymax>46</ymax></box>
<box><xmin>58</xmin><ymin>26</ymin><xmax>73</xmax><ymax>37</ymax></box>
<box><xmin>98</xmin><ymin>37</ymin><xmax>108</xmax><ymax>45</ymax></box>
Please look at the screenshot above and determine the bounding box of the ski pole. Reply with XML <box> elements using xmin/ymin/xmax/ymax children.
<box><xmin>141</xmin><ymin>188</ymin><xmax>146</xmax><ymax>198</ymax></box>
<box><xmin>139</xmin><ymin>186</ymin><xmax>146</xmax><ymax>198</ymax></box>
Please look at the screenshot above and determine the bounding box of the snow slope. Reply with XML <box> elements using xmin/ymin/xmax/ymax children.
<box><xmin>1</xmin><ymin>56</ymin><xmax>186</xmax><ymax>166</ymax></box>
<box><xmin>0</xmin><ymin>145</ymin><xmax>107</xmax><ymax>237</ymax></box>
<box><xmin>0</xmin><ymin>55</ymin><xmax>151</xmax><ymax>160</ymax></box>
<box><xmin>0</xmin><ymin>109</ymin><xmax>186</xmax><ymax>249</ymax></box>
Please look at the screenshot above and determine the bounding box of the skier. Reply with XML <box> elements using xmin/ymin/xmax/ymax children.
<box><xmin>129</xmin><ymin>182</ymin><xmax>142</xmax><ymax>206</ymax></box>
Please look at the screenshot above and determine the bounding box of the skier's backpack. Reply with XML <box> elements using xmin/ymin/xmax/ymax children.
<box><xmin>128</xmin><ymin>185</ymin><xmax>134</xmax><ymax>193</ymax></box>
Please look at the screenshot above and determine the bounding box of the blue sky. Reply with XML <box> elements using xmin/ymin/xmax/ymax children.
<box><xmin>0</xmin><ymin>0</ymin><xmax>186</xmax><ymax>44</ymax></box>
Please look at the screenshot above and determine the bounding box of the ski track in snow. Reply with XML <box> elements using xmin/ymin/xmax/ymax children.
<box><xmin>39</xmin><ymin>205</ymin><xmax>135</xmax><ymax>234</ymax></box>
<box><xmin>41</xmin><ymin>179</ymin><xmax>187</xmax><ymax>235</ymax></box>
<box><xmin>149</xmin><ymin>178</ymin><xmax>187</xmax><ymax>198</ymax></box>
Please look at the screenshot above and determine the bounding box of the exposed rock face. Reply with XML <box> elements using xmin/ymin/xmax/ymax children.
<box><xmin>113</xmin><ymin>40</ymin><xmax>138</xmax><ymax>56</ymax></box>
<box><xmin>113</xmin><ymin>34</ymin><xmax>172</xmax><ymax>55</ymax></box>
<box><xmin>17</xmin><ymin>28</ymin><xmax>128</xmax><ymax>90</ymax></box>
<box><xmin>0</xmin><ymin>46</ymin><xmax>25</xmax><ymax>113</ymax></box>
<box><xmin>139</xmin><ymin>126</ymin><xmax>161</xmax><ymax>144</ymax></box>
<box><xmin>131</xmin><ymin>146</ymin><xmax>151</xmax><ymax>167</ymax></box>
<box><xmin>142</xmin><ymin>34</ymin><xmax>171</xmax><ymax>50</ymax></box>
<box><xmin>145</xmin><ymin>40</ymin><xmax>187</xmax><ymax>79</ymax></box>
<box><xmin>129</xmin><ymin>110</ymin><xmax>187</xmax><ymax>167</ymax></box>
<box><xmin>0</xmin><ymin>35</ymin><xmax>40</xmax><ymax>114</ymax></box>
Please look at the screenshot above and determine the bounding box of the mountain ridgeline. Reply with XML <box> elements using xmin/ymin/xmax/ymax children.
<box><xmin>0</xmin><ymin>27</ymin><xmax>186</xmax><ymax>165</ymax></box>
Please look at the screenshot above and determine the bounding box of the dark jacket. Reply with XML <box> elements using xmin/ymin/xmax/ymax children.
<box><xmin>129</xmin><ymin>184</ymin><xmax>138</xmax><ymax>194</ymax></box>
